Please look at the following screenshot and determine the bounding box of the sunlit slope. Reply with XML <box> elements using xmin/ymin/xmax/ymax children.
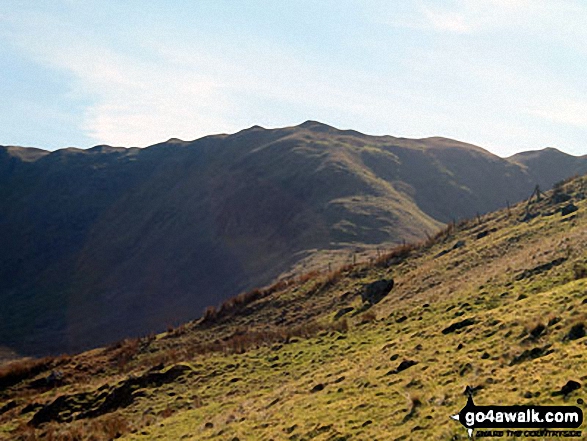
<box><xmin>0</xmin><ymin>175</ymin><xmax>586</xmax><ymax>440</ymax></box>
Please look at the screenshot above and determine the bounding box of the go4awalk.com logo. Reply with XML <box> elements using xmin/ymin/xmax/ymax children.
<box><xmin>450</xmin><ymin>387</ymin><xmax>583</xmax><ymax>438</ymax></box>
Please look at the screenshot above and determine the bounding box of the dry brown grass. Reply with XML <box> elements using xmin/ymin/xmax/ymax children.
<box><xmin>0</xmin><ymin>355</ymin><xmax>67</xmax><ymax>391</ymax></box>
<box><xmin>374</xmin><ymin>221</ymin><xmax>462</xmax><ymax>268</ymax></box>
<box><xmin>306</xmin><ymin>265</ymin><xmax>352</xmax><ymax>295</ymax></box>
<box><xmin>359</xmin><ymin>310</ymin><xmax>377</xmax><ymax>324</ymax></box>
<box><xmin>102</xmin><ymin>334</ymin><xmax>156</xmax><ymax>371</ymax></box>
<box><xmin>191</xmin><ymin>319</ymin><xmax>349</xmax><ymax>356</ymax></box>
<box><xmin>199</xmin><ymin>278</ymin><xmax>294</xmax><ymax>326</ymax></box>
<box><xmin>194</xmin><ymin>218</ymin><xmax>466</xmax><ymax>333</ymax></box>
<box><xmin>30</xmin><ymin>413</ymin><xmax>132</xmax><ymax>441</ymax></box>
<box><xmin>298</xmin><ymin>270</ymin><xmax>321</xmax><ymax>284</ymax></box>
<box><xmin>374</xmin><ymin>242</ymin><xmax>417</xmax><ymax>267</ymax></box>
<box><xmin>111</xmin><ymin>338</ymin><xmax>140</xmax><ymax>370</ymax></box>
<box><xmin>423</xmin><ymin>221</ymin><xmax>458</xmax><ymax>247</ymax></box>
<box><xmin>202</xmin><ymin>305</ymin><xmax>218</xmax><ymax>322</ymax></box>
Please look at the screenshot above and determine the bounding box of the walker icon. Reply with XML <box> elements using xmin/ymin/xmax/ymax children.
<box><xmin>450</xmin><ymin>386</ymin><xmax>583</xmax><ymax>438</ymax></box>
<box><xmin>450</xmin><ymin>386</ymin><xmax>476</xmax><ymax>438</ymax></box>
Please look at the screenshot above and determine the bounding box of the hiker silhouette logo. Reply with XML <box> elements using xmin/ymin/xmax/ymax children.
<box><xmin>450</xmin><ymin>386</ymin><xmax>583</xmax><ymax>438</ymax></box>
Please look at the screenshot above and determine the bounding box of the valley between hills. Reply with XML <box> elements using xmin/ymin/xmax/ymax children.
<box><xmin>1</xmin><ymin>172</ymin><xmax>586</xmax><ymax>440</ymax></box>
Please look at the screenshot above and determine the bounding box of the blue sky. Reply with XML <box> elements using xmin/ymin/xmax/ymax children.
<box><xmin>1</xmin><ymin>1</ymin><xmax>586</xmax><ymax>156</ymax></box>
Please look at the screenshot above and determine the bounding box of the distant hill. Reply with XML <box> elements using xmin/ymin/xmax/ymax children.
<box><xmin>0</xmin><ymin>121</ymin><xmax>585</xmax><ymax>356</ymax></box>
<box><xmin>509</xmin><ymin>146</ymin><xmax>587</xmax><ymax>187</ymax></box>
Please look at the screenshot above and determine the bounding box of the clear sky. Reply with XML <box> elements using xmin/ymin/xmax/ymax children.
<box><xmin>1</xmin><ymin>1</ymin><xmax>586</xmax><ymax>157</ymax></box>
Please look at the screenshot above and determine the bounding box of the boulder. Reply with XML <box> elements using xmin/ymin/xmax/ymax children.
<box><xmin>310</xmin><ymin>383</ymin><xmax>325</xmax><ymax>393</ymax></box>
<box><xmin>360</xmin><ymin>279</ymin><xmax>394</xmax><ymax>305</ymax></box>
<box><xmin>441</xmin><ymin>318</ymin><xmax>476</xmax><ymax>335</ymax></box>
<box><xmin>552</xmin><ymin>380</ymin><xmax>581</xmax><ymax>397</ymax></box>
<box><xmin>509</xmin><ymin>345</ymin><xmax>554</xmax><ymax>366</ymax></box>
<box><xmin>565</xmin><ymin>323</ymin><xmax>585</xmax><ymax>341</ymax></box>
<box><xmin>561</xmin><ymin>203</ymin><xmax>578</xmax><ymax>216</ymax></box>
<box><xmin>394</xmin><ymin>359</ymin><xmax>418</xmax><ymax>373</ymax></box>
<box><xmin>29</xmin><ymin>370</ymin><xmax>64</xmax><ymax>390</ymax></box>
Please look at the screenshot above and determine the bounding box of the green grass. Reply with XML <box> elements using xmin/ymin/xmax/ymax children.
<box><xmin>1</xmin><ymin>177</ymin><xmax>586</xmax><ymax>440</ymax></box>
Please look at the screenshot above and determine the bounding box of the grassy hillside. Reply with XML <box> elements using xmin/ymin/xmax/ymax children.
<box><xmin>0</xmin><ymin>174</ymin><xmax>585</xmax><ymax>440</ymax></box>
<box><xmin>1</xmin><ymin>122</ymin><xmax>586</xmax><ymax>357</ymax></box>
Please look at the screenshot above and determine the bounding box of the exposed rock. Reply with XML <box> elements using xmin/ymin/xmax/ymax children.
<box><xmin>402</xmin><ymin>395</ymin><xmax>421</xmax><ymax>423</ymax></box>
<box><xmin>520</xmin><ymin>211</ymin><xmax>539</xmax><ymax>222</ymax></box>
<box><xmin>284</xmin><ymin>424</ymin><xmax>297</xmax><ymax>434</ymax></box>
<box><xmin>459</xmin><ymin>363</ymin><xmax>473</xmax><ymax>376</ymax></box>
<box><xmin>476</xmin><ymin>228</ymin><xmax>497</xmax><ymax>240</ymax></box>
<box><xmin>521</xmin><ymin>323</ymin><xmax>547</xmax><ymax>344</ymax></box>
<box><xmin>561</xmin><ymin>203</ymin><xmax>578</xmax><ymax>216</ymax></box>
<box><xmin>552</xmin><ymin>192</ymin><xmax>572</xmax><ymax>204</ymax></box>
<box><xmin>360</xmin><ymin>279</ymin><xmax>394</xmax><ymax>305</ymax></box>
<box><xmin>552</xmin><ymin>380</ymin><xmax>581</xmax><ymax>397</ymax></box>
<box><xmin>0</xmin><ymin>400</ymin><xmax>17</xmax><ymax>416</ymax></box>
<box><xmin>565</xmin><ymin>323</ymin><xmax>585</xmax><ymax>341</ymax></box>
<box><xmin>310</xmin><ymin>383</ymin><xmax>325</xmax><ymax>393</ymax></box>
<box><xmin>29</xmin><ymin>370</ymin><xmax>64</xmax><ymax>390</ymax></box>
<box><xmin>334</xmin><ymin>307</ymin><xmax>354</xmax><ymax>320</ymax></box>
<box><xmin>441</xmin><ymin>318</ymin><xmax>476</xmax><ymax>335</ymax></box>
<box><xmin>389</xmin><ymin>359</ymin><xmax>418</xmax><ymax>374</ymax></box>
<box><xmin>515</xmin><ymin>257</ymin><xmax>566</xmax><ymax>281</ymax></box>
<box><xmin>548</xmin><ymin>316</ymin><xmax>561</xmax><ymax>326</ymax></box>
<box><xmin>509</xmin><ymin>345</ymin><xmax>554</xmax><ymax>366</ymax></box>
<box><xmin>435</xmin><ymin>240</ymin><xmax>466</xmax><ymax>258</ymax></box>
<box><xmin>406</xmin><ymin>378</ymin><xmax>422</xmax><ymax>388</ymax></box>
<box><xmin>30</xmin><ymin>392</ymin><xmax>90</xmax><ymax>426</ymax></box>
<box><xmin>20</xmin><ymin>402</ymin><xmax>43</xmax><ymax>415</ymax></box>
<box><xmin>30</xmin><ymin>364</ymin><xmax>194</xmax><ymax>426</ymax></box>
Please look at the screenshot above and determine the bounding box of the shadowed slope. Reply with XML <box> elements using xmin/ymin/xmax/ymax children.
<box><xmin>1</xmin><ymin>175</ymin><xmax>586</xmax><ymax>441</ymax></box>
<box><xmin>510</xmin><ymin>147</ymin><xmax>587</xmax><ymax>187</ymax></box>
<box><xmin>0</xmin><ymin>123</ymin><xmax>585</xmax><ymax>356</ymax></box>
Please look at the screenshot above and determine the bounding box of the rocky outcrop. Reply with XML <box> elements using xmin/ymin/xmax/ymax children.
<box><xmin>360</xmin><ymin>279</ymin><xmax>394</xmax><ymax>305</ymax></box>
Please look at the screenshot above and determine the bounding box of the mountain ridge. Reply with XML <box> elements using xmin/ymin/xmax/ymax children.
<box><xmin>5</xmin><ymin>120</ymin><xmax>586</xmax><ymax>159</ymax></box>
<box><xmin>1</xmin><ymin>122</ymin><xmax>586</xmax><ymax>356</ymax></box>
